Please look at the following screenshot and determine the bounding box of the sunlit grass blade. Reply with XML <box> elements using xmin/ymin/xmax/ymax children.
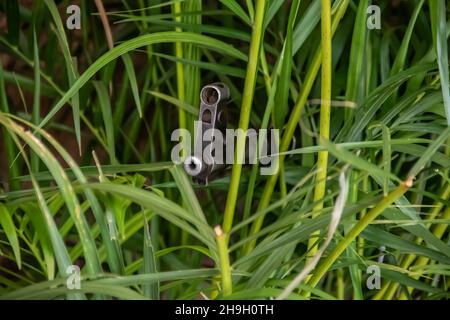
<box><xmin>0</xmin><ymin>204</ymin><xmax>21</xmax><ymax>269</ymax></box>
<box><xmin>430</xmin><ymin>0</ymin><xmax>450</xmax><ymax>125</ymax></box>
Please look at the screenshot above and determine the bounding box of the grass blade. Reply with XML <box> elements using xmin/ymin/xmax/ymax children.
<box><xmin>0</xmin><ymin>204</ymin><xmax>21</xmax><ymax>269</ymax></box>
<box><xmin>430</xmin><ymin>0</ymin><xmax>450</xmax><ymax>125</ymax></box>
<box><xmin>121</xmin><ymin>53</ymin><xmax>142</xmax><ymax>118</ymax></box>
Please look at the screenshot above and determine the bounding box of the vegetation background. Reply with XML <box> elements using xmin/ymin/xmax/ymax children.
<box><xmin>0</xmin><ymin>0</ymin><xmax>449</xmax><ymax>300</ymax></box>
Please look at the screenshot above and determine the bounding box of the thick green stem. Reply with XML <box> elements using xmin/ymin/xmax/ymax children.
<box><xmin>223</xmin><ymin>0</ymin><xmax>266</xmax><ymax>234</ymax></box>
<box><xmin>173</xmin><ymin>2</ymin><xmax>186</xmax><ymax>133</ymax></box>
<box><xmin>215</xmin><ymin>226</ymin><xmax>232</xmax><ymax>296</ymax></box>
<box><xmin>307</xmin><ymin>0</ymin><xmax>333</xmax><ymax>258</ymax></box>
<box><xmin>244</xmin><ymin>0</ymin><xmax>349</xmax><ymax>254</ymax></box>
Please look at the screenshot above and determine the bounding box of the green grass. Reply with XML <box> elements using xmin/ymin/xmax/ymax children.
<box><xmin>0</xmin><ymin>0</ymin><xmax>449</xmax><ymax>300</ymax></box>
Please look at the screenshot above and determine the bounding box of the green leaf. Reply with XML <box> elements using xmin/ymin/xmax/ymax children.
<box><xmin>430</xmin><ymin>0</ymin><xmax>450</xmax><ymax>125</ymax></box>
<box><xmin>293</xmin><ymin>0</ymin><xmax>320</xmax><ymax>54</ymax></box>
<box><xmin>362</xmin><ymin>226</ymin><xmax>450</xmax><ymax>265</ymax></box>
<box><xmin>0</xmin><ymin>115</ymin><xmax>102</xmax><ymax>276</ymax></box>
<box><xmin>0</xmin><ymin>204</ymin><xmax>21</xmax><ymax>269</ymax></box>
<box><xmin>219</xmin><ymin>0</ymin><xmax>251</xmax><ymax>25</ymax></box>
<box><xmin>408</xmin><ymin>126</ymin><xmax>450</xmax><ymax>178</ymax></box>
<box><xmin>121</xmin><ymin>53</ymin><xmax>143</xmax><ymax>118</ymax></box>
<box><xmin>31</xmin><ymin>27</ymin><xmax>41</xmax><ymax>172</ymax></box>
<box><xmin>86</xmin><ymin>182</ymin><xmax>216</xmax><ymax>252</ymax></box>
<box><xmin>147</xmin><ymin>90</ymin><xmax>197</xmax><ymax>115</ymax></box>
<box><xmin>44</xmin><ymin>0</ymin><xmax>81</xmax><ymax>151</ymax></box>
<box><xmin>345</xmin><ymin>0</ymin><xmax>369</xmax><ymax>109</ymax></box>
<box><xmin>273</xmin><ymin>0</ymin><xmax>299</xmax><ymax>128</ymax></box>
<box><xmin>142</xmin><ymin>218</ymin><xmax>159</xmax><ymax>299</ymax></box>
<box><xmin>37</xmin><ymin>31</ymin><xmax>246</xmax><ymax>130</ymax></box>
<box><xmin>92</xmin><ymin>81</ymin><xmax>116</xmax><ymax>164</ymax></box>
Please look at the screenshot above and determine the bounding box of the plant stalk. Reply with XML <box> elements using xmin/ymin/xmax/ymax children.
<box><xmin>244</xmin><ymin>0</ymin><xmax>349</xmax><ymax>254</ymax></box>
<box><xmin>223</xmin><ymin>0</ymin><xmax>266</xmax><ymax>234</ymax></box>
<box><xmin>215</xmin><ymin>226</ymin><xmax>232</xmax><ymax>296</ymax></box>
<box><xmin>306</xmin><ymin>0</ymin><xmax>333</xmax><ymax>260</ymax></box>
